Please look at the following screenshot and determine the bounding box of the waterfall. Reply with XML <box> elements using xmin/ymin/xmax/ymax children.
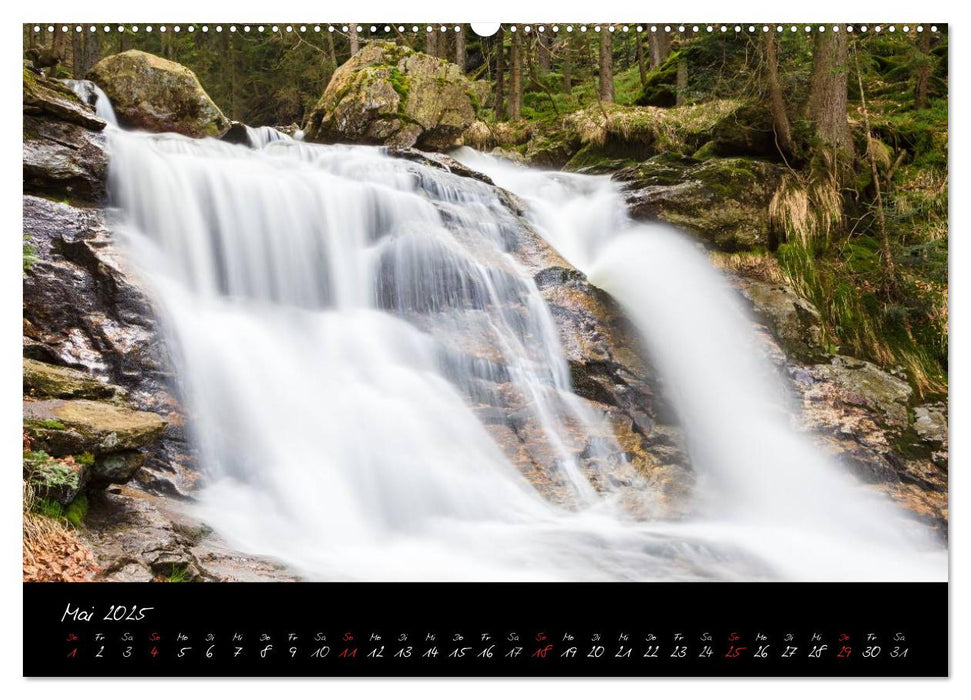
<box><xmin>63</xmin><ymin>79</ymin><xmax>119</xmax><ymax>126</ymax></box>
<box><xmin>454</xmin><ymin>148</ymin><xmax>947</xmax><ymax>580</ymax></box>
<box><xmin>103</xmin><ymin>121</ymin><xmax>945</xmax><ymax>581</ymax></box>
<box><xmin>244</xmin><ymin>125</ymin><xmax>293</xmax><ymax>149</ymax></box>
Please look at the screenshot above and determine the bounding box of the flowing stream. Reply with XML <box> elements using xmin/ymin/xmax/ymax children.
<box><xmin>104</xmin><ymin>122</ymin><xmax>946</xmax><ymax>582</ymax></box>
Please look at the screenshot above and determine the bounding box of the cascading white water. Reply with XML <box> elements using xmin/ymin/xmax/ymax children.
<box><xmin>63</xmin><ymin>79</ymin><xmax>119</xmax><ymax>126</ymax></box>
<box><xmin>102</xmin><ymin>116</ymin><xmax>945</xmax><ymax>581</ymax></box>
<box><xmin>243</xmin><ymin>125</ymin><xmax>293</xmax><ymax>149</ymax></box>
<box><xmin>453</xmin><ymin>147</ymin><xmax>948</xmax><ymax>580</ymax></box>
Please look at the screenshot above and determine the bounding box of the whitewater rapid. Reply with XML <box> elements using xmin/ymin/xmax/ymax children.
<box><xmin>103</xmin><ymin>125</ymin><xmax>945</xmax><ymax>582</ymax></box>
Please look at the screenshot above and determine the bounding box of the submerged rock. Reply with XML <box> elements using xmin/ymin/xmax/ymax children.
<box><xmin>304</xmin><ymin>42</ymin><xmax>486</xmax><ymax>150</ymax></box>
<box><xmin>88</xmin><ymin>50</ymin><xmax>229</xmax><ymax>138</ymax></box>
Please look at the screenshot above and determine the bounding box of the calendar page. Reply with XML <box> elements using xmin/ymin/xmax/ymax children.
<box><xmin>21</xmin><ymin>20</ymin><xmax>948</xmax><ymax>677</ymax></box>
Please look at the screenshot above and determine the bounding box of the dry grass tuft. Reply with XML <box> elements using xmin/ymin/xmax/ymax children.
<box><xmin>462</xmin><ymin>120</ymin><xmax>493</xmax><ymax>149</ymax></box>
<box><xmin>866</xmin><ymin>135</ymin><xmax>893</xmax><ymax>171</ymax></box>
<box><xmin>770</xmin><ymin>168</ymin><xmax>842</xmax><ymax>246</ymax></box>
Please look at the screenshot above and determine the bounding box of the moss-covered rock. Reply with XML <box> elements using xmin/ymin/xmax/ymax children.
<box><xmin>523</xmin><ymin>121</ymin><xmax>580</xmax><ymax>168</ymax></box>
<box><xmin>621</xmin><ymin>156</ymin><xmax>783</xmax><ymax>251</ymax></box>
<box><xmin>23</xmin><ymin>359</ymin><xmax>120</xmax><ymax>400</ymax></box>
<box><xmin>88</xmin><ymin>50</ymin><xmax>229</xmax><ymax>138</ymax></box>
<box><xmin>24</xmin><ymin>398</ymin><xmax>167</xmax><ymax>457</ymax></box>
<box><xmin>304</xmin><ymin>42</ymin><xmax>485</xmax><ymax>150</ymax></box>
<box><xmin>706</xmin><ymin>102</ymin><xmax>780</xmax><ymax>160</ymax></box>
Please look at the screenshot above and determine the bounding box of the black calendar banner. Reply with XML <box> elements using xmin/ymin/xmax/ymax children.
<box><xmin>24</xmin><ymin>582</ymin><xmax>947</xmax><ymax>676</ymax></box>
<box><xmin>22</xmin><ymin>21</ymin><xmax>949</xmax><ymax>682</ymax></box>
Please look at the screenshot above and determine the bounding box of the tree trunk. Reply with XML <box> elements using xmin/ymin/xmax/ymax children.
<box><xmin>650</xmin><ymin>32</ymin><xmax>671</xmax><ymax>69</ymax></box>
<box><xmin>72</xmin><ymin>31</ymin><xmax>84</xmax><ymax>77</ymax></box>
<box><xmin>562</xmin><ymin>35</ymin><xmax>572</xmax><ymax>93</ymax></box>
<box><xmin>635</xmin><ymin>33</ymin><xmax>647</xmax><ymax>87</ymax></box>
<box><xmin>455</xmin><ymin>27</ymin><xmax>466</xmax><ymax>72</ymax></box>
<box><xmin>598</xmin><ymin>26</ymin><xmax>614</xmax><ymax>102</ymax></box>
<box><xmin>806</xmin><ymin>24</ymin><xmax>853</xmax><ymax>158</ymax></box>
<box><xmin>227</xmin><ymin>33</ymin><xmax>238</xmax><ymax>120</ymax></box>
<box><xmin>675</xmin><ymin>59</ymin><xmax>687</xmax><ymax>105</ymax></box>
<box><xmin>494</xmin><ymin>28</ymin><xmax>506</xmax><ymax>119</ymax></box>
<box><xmin>915</xmin><ymin>30</ymin><xmax>932</xmax><ymax>109</ymax></box>
<box><xmin>326</xmin><ymin>30</ymin><xmax>338</xmax><ymax>68</ymax></box>
<box><xmin>425</xmin><ymin>26</ymin><xmax>437</xmax><ymax>57</ymax></box>
<box><xmin>509</xmin><ymin>29</ymin><xmax>523</xmax><ymax>119</ymax></box>
<box><xmin>349</xmin><ymin>25</ymin><xmax>360</xmax><ymax>57</ymax></box>
<box><xmin>439</xmin><ymin>30</ymin><xmax>451</xmax><ymax>61</ymax></box>
<box><xmin>855</xmin><ymin>51</ymin><xmax>897</xmax><ymax>297</ymax></box>
<box><xmin>765</xmin><ymin>26</ymin><xmax>794</xmax><ymax>154</ymax></box>
<box><xmin>538</xmin><ymin>32</ymin><xmax>551</xmax><ymax>73</ymax></box>
<box><xmin>51</xmin><ymin>27</ymin><xmax>67</xmax><ymax>65</ymax></box>
<box><xmin>83</xmin><ymin>30</ymin><xmax>100</xmax><ymax>73</ymax></box>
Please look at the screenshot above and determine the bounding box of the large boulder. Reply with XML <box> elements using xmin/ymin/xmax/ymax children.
<box><xmin>304</xmin><ymin>42</ymin><xmax>486</xmax><ymax>150</ymax></box>
<box><xmin>88</xmin><ymin>50</ymin><xmax>229</xmax><ymax>138</ymax></box>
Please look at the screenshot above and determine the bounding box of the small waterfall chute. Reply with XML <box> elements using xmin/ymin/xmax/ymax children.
<box><xmin>63</xmin><ymin>79</ymin><xmax>119</xmax><ymax>126</ymax></box>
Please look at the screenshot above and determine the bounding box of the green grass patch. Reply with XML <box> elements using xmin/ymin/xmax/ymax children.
<box><xmin>165</xmin><ymin>566</ymin><xmax>193</xmax><ymax>583</ymax></box>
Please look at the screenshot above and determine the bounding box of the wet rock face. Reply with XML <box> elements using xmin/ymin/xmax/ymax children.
<box><xmin>23</xmin><ymin>196</ymin><xmax>170</xmax><ymax>403</ymax></box>
<box><xmin>384</xmin><ymin>152</ymin><xmax>695</xmax><ymax>515</ymax></box>
<box><xmin>22</xmin><ymin>196</ymin><xmax>195</xmax><ymax>498</ymax></box>
<box><xmin>537</xmin><ymin>273</ymin><xmax>695</xmax><ymax>513</ymax></box>
<box><xmin>23</xmin><ymin>69</ymin><xmax>107</xmax><ymax>203</ymax></box>
<box><xmin>23</xmin><ymin>72</ymin><xmax>193</xmax><ymax>500</ymax></box>
<box><xmin>739</xmin><ymin>305</ymin><xmax>948</xmax><ymax>530</ymax></box>
<box><xmin>88</xmin><ymin>50</ymin><xmax>230</xmax><ymax>138</ymax></box>
<box><xmin>619</xmin><ymin>156</ymin><xmax>783</xmax><ymax>251</ymax></box>
<box><xmin>304</xmin><ymin>42</ymin><xmax>487</xmax><ymax>150</ymax></box>
<box><xmin>476</xmin><ymin>181</ymin><xmax>693</xmax><ymax>514</ymax></box>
